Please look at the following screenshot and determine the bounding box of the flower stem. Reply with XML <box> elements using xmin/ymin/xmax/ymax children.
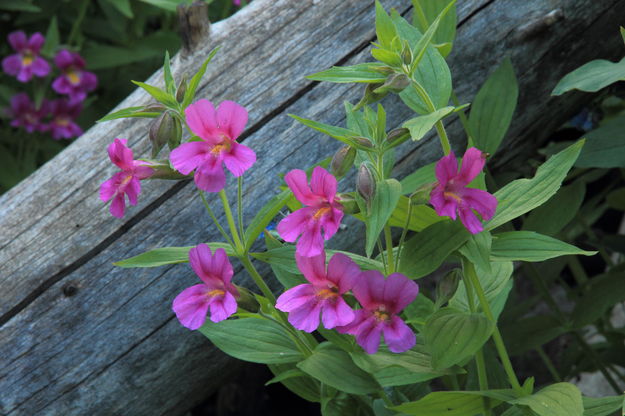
<box><xmin>377</xmin><ymin>238</ymin><xmax>388</xmax><ymax>274</ymax></box>
<box><xmin>239</xmin><ymin>255</ymin><xmax>276</xmax><ymax>304</ymax></box>
<box><xmin>237</xmin><ymin>176</ymin><xmax>245</xmax><ymax>240</ymax></box>
<box><xmin>384</xmin><ymin>225</ymin><xmax>395</xmax><ymax>274</ymax></box>
<box><xmin>198</xmin><ymin>189</ymin><xmax>234</xmax><ymax>247</ymax></box>
<box><xmin>451</xmin><ymin>90</ymin><xmax>474</xmax><ymax>146</ymax></box>
<box><xmin>219</xmin><ymin>189</ymin><xmax>244</xmax><ymax>253</ymax></box>
<box><xmin>409</xmin><ymin>81</ymin><xmax>451</xmax><ymax>155</ymax></box>
<box><xmin>536</xmin><ymin>346</ymin><xmax>562</xmax><ymax>382</ymax></box>
<box><xmin>394</xmin><ymin>196</ymin><xmax>413</xmax><ymax>271</ymax></box>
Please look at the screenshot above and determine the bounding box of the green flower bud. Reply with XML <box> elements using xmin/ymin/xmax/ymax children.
<box><xmin>175</xmin><ymin>75</ymin><xmax>188</xmax><ymax>103</ymax></box>
<box><xmin>410</xmin><ymin>182</ymin><xmax>437</xmax><ymax>205</ymax></box>
<box><xmin>386</xmin><ymin>127</ymin><xmax>410</xmax><ymax>145</ymax></box>
<box><xmin>331</xmin><ymin>146</ymin><xmax>356</xmax><ymax>179</ymax></box>
<box><xmin>137</xmin><ymin>159</ymin><xmax>188</xmax><ymax>180</ymax></box>
<box><xmin>354</xmin><ymin>82</ymin><xmax>388</xmax><ymax>110</ymax></box>
<box><xmin>143</xmin><ymin>102</ymin><xmax>166</xmax><ymax>113</ymax></box>
<box><xmin>234</xmin><ymin>285</ymin><xmax>260</xmax><ymax>313</ymax></box>
<box><xmin>373</xmin><ymin>73</ymin><xmax>410</xmax><ymax>95</ymax></box>
<box><xmin>337</xmin><ymin>193</ymin><xmax>359</xmax><ymax>215</ymax></box>
<box><xmin>149</xmin><ymin>111</ymin><xmax>182</xmax><ymax>157</ymax></box>
<box><xmin>350</xmin><ymin>136</ymin><xmax>374</xmax><ymax>149</ymax></box>
<box><xmin>357</xmin><ymin>163</ymin><xmax>376</xmax><ymax>204</ymax></box>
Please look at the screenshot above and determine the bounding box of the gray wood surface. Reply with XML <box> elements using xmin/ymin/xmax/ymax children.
<box><xmin>1</xmin><ymin>0</ymin><xmax>623</xmax><ymax>414</ymax></box>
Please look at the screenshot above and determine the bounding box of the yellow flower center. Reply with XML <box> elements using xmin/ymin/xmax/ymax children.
<box><xmin>21</xmin><ymin>53</ymin><xmax>34</xmax><ymax>66</ymax></box>
<box><xmin>443</xmin><ymin>191</ymin><xmax>462</xmax><ymax>202</ymax></box>
<box><xmin>67</xmin><ymin>69</ymin><xmax>81</xmax><ymax>85</ymax></box>
<box><xmin>313</xmin><ymin>206</ymin><xmax>331</xmax><ymax>220</ymax></box>
<box><xmin>316</xmin><ymin>286</ymin><xmax>338</xmax><ymax>300</ymax></box>
<box><xmin>374</xmin><ymin>307</ymin><xmax>389</xmax><ymax>322</ymax></box>
<box><xmin>55</xmin><ymin>117</ymin><xmax>70</xmax><ymax>127</ymax></box>
<box><xmin>210</xmin><ymin>135</ymin><xmax>232</xmax><ymax>155</ymax></box>
<box><xmin>206</xmin><ymin>289</ymin><xmax>225</xmax><ymax>298</ymax></box>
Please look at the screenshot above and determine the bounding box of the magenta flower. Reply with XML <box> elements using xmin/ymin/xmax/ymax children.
<box><xmin>172</xmin><ymin>244</ymin><xmax>239</xmax><ymax>330</ymax></box>
<box><xmin>277</xmin><ymin>166</ymin><xmax>343</xmax><ymax>257</ymax></box>
<box><xmin>429</xmin><ymin>147</ymin><xmax>498</xmax><ymax>234</ymax></box>
<box><xmin>100</xmin><ymin>138</ymin><xmax>154</xmax><ymax>218</ymax></box>
<box><xmin>52</xmin><ymin>50</ymin><xmax>97</xmax><ymax>103</ymax></box>
<box><xmin>337</xmin><ymin>271</ymin><xmax>418</xmax><ymax>354</ymax></box>
<box><xmin>7</xmin><ymin>93</ymin><xmax>49</xmax><ymax>133</ymax></box>
<box><xmin>276</xmin><ymin>251</ymin><xmax>359</xmax><ymax>332</ymax></box>
<box><xmin>48</xmin><ymin>99</ymin><xmax>83</xmax><ymax>140</ymax></box>
<box><xmin>2</xmin><ymin>31</ymin><xmax>50</xmax><ymax>82</ymax></box>
<box><xmin>170</xmin><ymin>99</ymin><xmax>256</xmax><ymax>192</ymax></box>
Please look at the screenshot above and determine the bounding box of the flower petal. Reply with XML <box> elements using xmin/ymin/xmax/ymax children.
<box><xmin>320</xmin><ymin>207</ymin><xmax>343</xmax><ymax>241</ymax></box>
<box><xmin>209</xmin><ymin>291</ymin><xmax>237</xmax><ymax>322</ymax></box>
<box><xmin>125</xmin><ymin>177</ymin><xmax>141</xmax><ymax>206</ymax></box>
<box><xmin>276</xmin><ymin>284</ymin><xmax>316</xmax><ymax>312</ymax></box>
<box><xmin>276</xmin><ymin>207</ymin><xmax>314</xmax><ymax>242</ymax></box>
<box><xmin>287</xmin><ymin>302</ymin><xmax>322</xmax><ymax>332</ymax></box>
<box><xmin>185</xmin><ymin>99</ymin><xmax>219</xmax><ymax>142</ymax></box>
<box><xmin>382</xmin><ymin>273</ymin><xmax>419</xmax><ymax>314</ymax></box>
<box><xmin>295</xmin><ymin>251</ymin><xmax>327</xmax><ymax>285</ymax></box>
<box><xmin>211</xmin><ymin>247</ymin><xmax>234</xmax><ymax>284</ymax></box>
<box><xmin>107</xmin><ymin>138</ymin><xmax>134</xmax><ymax>171</ymax></box>
<box><xmin>296</xmin><ymin>223</ymin><xmax>324</xmax><ymax>257</ymax></box>
<box><xmin>383</xmin><ymin>316</ymin><xmax>416</xmax><ymax>353</ymax></box>
<box><xmin>430</xmin><ymin>187</ymin><xmax>457</xmax><ymax>220</ymax></box>
<box><xmin>460</xmin><ymin>187</ymin><xmax>497</xmax><ymax>221</ymax></box>
<box><xmin>2</xmin><ymin>55</ymin><xmax>21</xmax><ymax>76</ymax></box>
<box><xmin>321</xmin><ymin>297</ymin><xmax>354</xmax><ymax>329</ymax></box>
<box><xmin>354</xmin><ymin>316</ymin><xmax>382</xmax><ymax>354</ymax></box>
<box><xmin>28</xmin><ymin>32</ymin><xmax>45</xmax><ymax>52</ymax></box>
<box><xmin>189</xmin><ymin>243</ymin><xmax>214</xmax><ymax>283</ymax></box>
<box><xmin>31</xmin><ymin>57</ymin><xmax>50</xmax><ymax>77</ymax></box>
<box><xmin>110</xmin><ymin>193</ymin><xmax>126</xmax><ymax>218</ymax></box>
<box><xmin>223</xmin><ymin>142</ymin><xmax>256</xmax><ymax>177</ymax></box>
<box><xmin>435</xmin><ymin>152</ymin><xmax>458</xmax><ymax>185</ymax></box>
<box><xmin>352</xmin><ymin>270</ymin><xmax>385</xmax><ymax>310</ymax></box>
<box><xmin>54</xmin><ymin>50</ymin><xmax>74</xmax><ymax>69</ymax></box>
<box><xmin>326</xmin><ymin>252</ymin><xmax>359</xmax><ymax>293</ymax></box>
<box><xmin>458</xmin><ymin>147</ymin><xmax>486</xmax><ymax>186</ymax></box>
<box><xmin>216</xmin><ymin>100</ymin><xmax>248</xmax><ymax>139</ymax></box>
<box><xmin>8</xmin><ymin>31</ymin><xmax>27</xmax><ymax>51</ymax></box>
<box><xmin>170</xmin><ymin>141</ymin><xmax>211</xmax><ymax>175</ymax></box>
<box><xmin>284</xmin><ymin>169</ymin><xmax>317</xmax><ymax>206</ymax></box>
<box><xmin>172</xmin><ymin>284</ymin><xmax>210</xmax><ymax>330</ymax></box>
<box><xmin>195</xmin><ymin>158</ymin><xmax>226</xmax><ymax>192</ymax></box>
<box><xmin>100</xmin><ymin>177</ymin><xmax>117</xmax><ymax>202</ymax></box>
<box><xmin>309</xmin><ymin>166</ymin><xmax>337</xmax><ymax>202</ymax></box>
<box><xmin>458</xmin><ymin>205</ymin><xmax>484</xmax><ymax>234</ymax></box>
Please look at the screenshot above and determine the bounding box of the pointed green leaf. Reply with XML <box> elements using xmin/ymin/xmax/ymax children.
<box><xmin>268</xmin><ymin>363</ymin><xmax>321</xmax><ymax>402</ymax></box>
<box><xmin>393</xmin><ymin>390</ymin><xmax>515</xmax><ymax>415</ymax></box>
<box><xmin>412</xmin><ymin>0</ymin><xmax>457</xmax><ymax>57</ymax></box>
<box><xmin>244</xmin><ymin>189</ymin><xmax>292</xmax><ymax>250</ymax></box>
<box><xmin>459</xmin><ymin>231</ymin><xmax>492</xmax><ymax>273</ymax></box>
<box><xmin>523</xmin><ymin>181</ymin><xmax>586</xmax><ymax>235</ymax></box>
<box><xmin>552</xmin><ymin>57</ymin><xmax>625</xmax><ymax>95</ymax></box>
<box><xmin>486</xmin><ymin>140</ymin><xmax>584</xmax><ymax>230</ymax></box>
<box><xmin>582</xmin><ymin>395</ymin><xmax>625</xmax><ymax>416</ymax></box>
<box><xmin>490</xmin><ymin>231</ymin><xmax>596</xmax><ymax>262</ymax></box>
<box><xmin>41</xmin><ymin>16</ymin><xmax>60</xmax><ymax>57</ymax></box>
<box><xmin>364</xmin><ymin>179</ymin><xmax>402</xmax><ymax>257</ymax></box>
<box><xmin>113</xmin><ymin>243</ymin><xmax>234</xmax><ymax>268</ymax></box>
<box><xmin>163</xmin><ymin>50</ymin><xmax>175</xmax><ymax>95</ymax></box>
<box><xmin>289</xmin><ymin>114</ymin><xmax>372</xmax><ymax>151</ymax></box>
<box><xmin>572</xmin><ymin>271</ymin><xmax>625</xmax><ymax>328</ymax></box>
<box><xmin>575</xmin><ymin>115</ymin><xmax>625</xmax><ymax>168</ymax></box>
<box><xmin>107</xmin><ymin>0</ymin><xmax>133</xmax><ymax>18</ymax></box>
<box><xmin>468</xmin><ymin>57</ymin><xmax>518</xmax><ymax>155</ymax></box>
<box><xmin>132</xmin><ymin>80</ymin><xmax>178</xmax><ymax>108</ymax></box>
<box><xmin>306</xmin><ymin>63</ymin><xmax>389</xmax><ymax>83</ymax></box>
<box><xmin>424</xmin><ymin>308</ymin><xmax>495</xmax><ymax>369</ymax></box>
<box><xmin>403</xmin><ymin>106</ymin><xmax>454</xmax><ymax>141</ymax></box>
<box><xmin>375</xmin><ymin>0</ymin><xmax>398</xmax><ymax>49</ymax></box>
<box><xmin>97</xmin><ymin>106</ymin><xmax>161</xmax><ymax>122</ymax></box>
<box><xmin>386</xmin><ymin>198</ymin><xmax>444</xmax><ymax>231</ymax></box>
<box><xmin>182</xmin><ymin>47</ymin><xmax>220</xmax><ymax>108</ymax></box>
<box><xmin>510</xmin><ymin>383</ymin><xmax>583</xmax><ymax>416</ymax></box>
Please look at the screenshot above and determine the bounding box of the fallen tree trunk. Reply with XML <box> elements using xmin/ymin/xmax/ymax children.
<box><xmin>1</xmin><ymin>0</ymin><xmax>623</xmax><ymax>414</ymax></box>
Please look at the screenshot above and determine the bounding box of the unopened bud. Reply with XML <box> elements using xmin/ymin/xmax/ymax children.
<box><xmin>337</xmin><ymin>193</ymin><xmax>359</xmax><ymax>215</ymax></box>
<box><xmin>139</xmin><ymin>159</ymin><xmax>188</xmax><ymax>180</ymax></box>
<box><xmin>149</xmin><ymin>111</ymin><xmax>182</xmax><ymax>157</ymax></box>
<box><xmin>351</xmin><ymin>136</ymin><xmax>374</xmax><ymax>149</ymax></box>
<box><xmin>402</xmin><ymin>45</ymin><xmax>413</xmax><ymax>65</ymax></box>
<box><xmin>175</xmin><ymin>75</ymin><xmax>188</xmax><ymax>103</ymax></box>
<box><xmin>235</xmin><ymin>285</ymin><xmax>260</xmax><ymax>313</ymax></box>
<box><xmin>386</xmin><ymin>127</ymin><xmax>410</xmax><ymax>145</ymax></box>
<box><xmin>373</xmin><ymin>73</ymin><xmax>410</xmax><ymax>95</ymax></box>
<box><xmin>354</xmin><ymin>82</ymin><xmax>388</xmax><ymax>110</ymax></box>
<box><xmin>370</xmin><ymin>65</ymin><xmax>395</xmax><ymax>75</ymax></box>
<box><xmin>410</xmin><ymin>182</ymin><xmax>437</xmax><ymax>205</ymax></box>
<box><xmin>357</xmin><ymin>163</ymin><xmax>376</xmax><ymax>204</ymax></box>
<box><xmin>331</xmin><ymin>146</ymin><xmax>356</xmax><ymax>178</ymax></box>
<box><xmin>435</xmin><ymin>269</ymin><xmax>461</xmax><ymax>307</ymax></box>
<box><xmin>142</xmin><ymin>102</ymin><xmax>166</xmax><ymax>113</ymax></box>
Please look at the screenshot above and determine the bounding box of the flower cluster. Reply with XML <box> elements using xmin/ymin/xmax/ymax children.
<box><xmin>2</xmin><ymin>31</ymin><xmax>97</xmax><ymax>140</ymax></box>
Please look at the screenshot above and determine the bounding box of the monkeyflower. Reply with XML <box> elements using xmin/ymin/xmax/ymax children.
<box><xmin>48</xmin><ymin>99</ymin><xmax>83</xmax><ymax>140</ymax></box>
<box><xmin>100</xmin><ymin>138</ymin><xmax>154</xmax><ymax>218</ymax></box>
<box><xmin>277</xmin><ymin>166</ymin><xmax>343</xmax><ymax>257</ymax></box>
<box><xmin>7</xmin><ymin>93</ymin><xmax>49</xmax><ymax>133</ymax></box>
<box><xmin>52</xmin><ymin>50</ymin><xmax>97</xmax><ymax>103</ymax></box>
<box><xmin>170</xmin><ymin>99</ymin><xmax>256</xmax><ymax>192</ymax></box>
<box><xmin>338</xmin><ymin>271</ymin><xmax>418</xmax><ymax>354</ymax></box>
<box><xmin>276</xmin><ymin>251</ymin><xmax>359</xmax><ymax>332</ymax></box>
<box><xmin>2</xmin><ymin>31</ymin><xmax>50</xmax><ymax>82</ymax></box>
<box><xmin>429</xmin><ymin>147</ymin><xmax>497</xmax><ymax>234</ymax></box>
<box><xmin>173</xmin><ymin>244</ymin><xmax>239</xmax><ymax>330</ymax></box>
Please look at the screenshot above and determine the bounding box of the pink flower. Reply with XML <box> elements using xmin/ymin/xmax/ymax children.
<box><xmin>7</xmin><ymin>93</ymin><xmax>49</xmax><ymax>133</ymax></box>
<box><xmin>277</xmin><ymin>166</ymin><xmax>343</xmax><ymax>257</ymax></box>
<box><xmin>48</xmin><ymin>99</ymin><xmax>83</xmax><ymax>140</ymax></box>
<box><xmin>52</xmin><ymin>50</ymin><xmax>97</xmax><ymax>103</ymax></box>
<box><xmin>337</xmin><ymin>271</ymin><xmax>418</xmax><ymax>354</ymax></box>
<box><xmin>276</xmin><ymin>251</ymin><xmax>359</xmax><ymax>332</ymax></box>
<box><xmin>170</xmin><ymin>99</ymin><xmax>256</xmax><ymax>192</ymax></box>
<box><xmin>429</xmin><ymin>147</ymin><xmax>497</xmax><ymax>234</ymax></box>
<box><xmin>172</xmin><ymin>244</ymin><xmax>239</xmax><ymax>330</ymax></box>
<box><xmin>2</xmin><ymin>31</ymin><xmax>50</xmax><ymax>82</ymax></box>
<box><xmin>100</xmin><ymin>138</ymin><xmax>154</xmax><ymax>218</ymax></box>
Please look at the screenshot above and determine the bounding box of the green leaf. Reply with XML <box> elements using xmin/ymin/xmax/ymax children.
<box><xmin>132</xmin><ymin>81</ymin><xmax>178</xmax><ymax>108</ymax></box>
<box><xmin>501</xmin><ymin>315</ymin><xmax>567</xmax><ymax>355</ymax></box>
<box><xmin>268</xmin><ymin>363</ymin><xmax>321</xmax><ymax>402</ymax></box>
<box><xmin>510</xmin><ymin>383</ymin><xmax>583</xmax><ymax>416</ymax></box>
<box><xmin>403</xmin><ymin>106</ymin><xmax>455</xmax><ymax>141</ymax></box>
<box><xmin>552</xmin><ymin>57</ymin><xmax>625</xmax><ymax>95</ymax></box>
<box><xmin>265</xmin><ymin>368</ymin><xmax>308</xmax><ymax>386</ymax></box>
<box><xmin>572</xmin><ymin>271</ymin><xmax>625</xmax><ymax>328</ymax></box>
<box><xmin>490</xmin><ymin>231</ymin><xmax>596</xmax><ymax>262</ymax></box>
<box><xmin>200</xmin><ymin>317</ymin><xmax>302</xmax><ymax>364</ymax></box>
<box><xmin>106</xmin><ymin>0</ymin><xmax>133</xmax><ymax>18</ymax></box>
<box><xmin>400</xmin><ymin>160</ymin><xmax>436</xmax><ymax>194</ymax></box>
<box><xmin>306</xmin><ymin>63</ymin><xmax>389</xmax><ymax>83</ymax></box>
<box><xmin>412</xmin><ymin>0</ymin><xmax>457</xmax><ymax>57</ymax></box>
<box><xmin>399</xmin><ymin>220</ymin><xmax>470</xmax><ymax>279</ymax></box>
<box><xmin>182</xmin><ymin>47</ymin><xmax>220</xmax><ymax>108</ymax></box>
<box><xmin>97</xmin><ymin>106</ymin><xmax>161</xmax><ymax>122</ymax></box>
<box><xmin>364</xmin><ymin>179</ymin><xmax>402</xmax><ymax>257</ymax></box>
<box><xmin>113</xmin><ymin>243</ymin><xmax>234</xmax><ymax>268</ymax></box>
<box><xmin>458</xmin><ymin>231</ymin><xmax>492</xmax><ymax>273</ymax></box>
<box><xmin>404</xmin><ymin>293</ymin><xmax>436</xmax><ymax>329</ymax></box>
<box><xmin>386</xmin><ymin>199</ymin><xmax>444</xmax><ymax>231</ymax></box>
<box><xmin>163</xmin><ymin>50</ymin><xmax>175</xmax><ymax>95</ymax></box>
<box><xmin>290</xmin><ymin>115</ymin><xmax>371</xmax><ymax>151</ymax></box>
<box><xmin>297</xmin><ymin>343</ymin><xmax>380</xmax><ymax>394</ymax></box>
<box><xmin>523</xmin><ymin>181</ymin><xmax>586</xmax><ymax>235</ymax></box>
<box><xmin>575</xmin><ymin>115</ymin><xmax>625</xmax><ymax>168</ymax></box>
<box><xmin>393</xmin><ymin>390</ymin><xmax>514</xmax><ymax>415</ymax></box>
<box><xmin>0</xmin><ymin>0</ymin><xmax>41</xmax><ymax>12</ymax></box>
<box><xmin>375</xmin><ymin>0</ymin><xmax>397</xmax><ymax>49</ymax></box>
<box><xmin>582</xmin><ymin>395</ymin><xmax>625</xmax><ymax>416</ymax></box>
<box><xmin>468</xmin><ymin>57</ymin><xmax>518</xmax><ymax>155</ymax></box>
<box><xmin>486</xmin><ymin>140</ymin><xmax>584</xmax><ymax>230</ymax></box>
<box><xmin>41</xmin><ymin>16</ymin><xmax>60</xmax><ymax>57</ymax></box>
<box><xmin>424</xmin><ymin>308</ymin><xmax>495</xmax><ymax>369</ymax></box>
<box><xmin>137</xmin><ymin>0</ymin><xmax>180</xmax><ymax>11</ymax></box>
<box><xmin>263</xmin><ymin>232</ymin><xmax>307</xmax><ymax>289</ymax></box>
<box><xmin>244</xmin><ymin>189</ymin><xmax>291</xmax><ymax>250</ymax></box>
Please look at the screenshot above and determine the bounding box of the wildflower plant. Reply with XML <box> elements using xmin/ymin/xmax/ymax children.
<box><xmin>100</xmin><ymin>2</ymin><xmax>625</xmax><ymax>415</ymax></box>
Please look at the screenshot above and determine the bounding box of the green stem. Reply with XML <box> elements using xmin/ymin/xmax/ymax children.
<box><xmin>409</xmin><ymin>81</ymin><xmax>451</xmax><ymax>155</ymax></box>
<box><xmin>567</xmin><ymin>256</ymin><xmax>589</xmax><ymax>285</ymax></box>
<box><xmin>198</xmin><ymin>189</ymin><xmax>234</xmax><ymax>247</ymax></box>
<box><xmin>434</xmin><ymin>121</ymin><xmax>451</xmax><ymax>155</ymax></box>
<box><xmin>239</xmin><ymin>255</ymin><xmax>275</xmax><ymax>304</ymax></box>
<box><xmin>451</xmin><ymin>90</ymin><xmax>474</xmax><ymax>146</ymax></box>
<box><xmin>394</xmin><ymin>196</ymin><xmax>413</xmax><ymax>271</ymax></box>
<box><xmin>67</xmin><ymin>0</ymin><xmax>89</xmax><ymax>46</ymax></box>
<box><xmin>536</xmin><ymin>346</ymin><xmax>562</xmax><ymax>382</ymax></box>
<box><xmin>237</xmin><ymin>176</ymin><xmax>245</xmax><ymax>241</ymax></box>
<box><xmin>576</xmin><ymin>213</ymin><xmax>615</xmax><ymax>268</ymax></box>
<box><xmin>219</xmin><ymin>189</ymin><xmax>244</xmax><ymax>253</ymax></box>
<box><xmin>384</xmin><ymin>225</ymin><xmax>395</xmax><ymax>274</ymax></box>
<box><xmin>465</xmin><ymin>261</ymin><xmax>524</xmax><ymax>394</ymax></box>
<box><xmin>377</xmin><ymin>238</ymin><xmax>388</xmax><ymax>274</ymax></box>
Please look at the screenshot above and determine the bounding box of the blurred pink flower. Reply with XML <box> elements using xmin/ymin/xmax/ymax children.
<box><xmin>48</xmin><ymin>99</ymin><xmax>83</xmax><ymax>140</ymax></box>
<box><xmin>170</xmin><ymin>99</ymin><xmax>256</xmax><ymax>192</ymax></box>
<box><xmin>277</xmin><ymin>166</ymin><xmax>343</xmax><ymax>257</ymax></box>
<box><xmin>338</xmin><ymin>271</ymin><xmax>418</xmax><ymax>354</ymax></box>
<box><xmin>430</xmin><ymin>147</ymin><xmax>497</xmax><ymax>234</ymax></box>
<box><xmin>276</xmin><ymin>251</ymin><xmax>359</xmax><ymax>332</ymax></box>
<box><xmin>173</xmin><ymin>244</ymin><xmax>239</xmax><ymax>330</ymax></box>
<box><xmin>100</xmin><ymin>138</ymin><xmax>154</xmax><ymax>218</ymax></box>
<box><xmin>52</xmin><ymin>50</ymin><xmax>97</xmax><ymax>103</ymax></box>
<box><xmin>7</xmin><ymin>93</ymin><xmax>49</xmax><ymax>133</ymax></box>
<box><xmin>2</xmin><ymin>31</ymin><xmax>50</xmax><ymax>82</ymax></box>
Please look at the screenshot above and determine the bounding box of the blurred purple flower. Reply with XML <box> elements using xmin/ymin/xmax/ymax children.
<box><xmin>48</xmin><ymin>99</ymin><xmax>83</xmax><ymax>140</ymax></box>
<box><xmin>7</xmin><ymin>93</ymin><xmax>49</xmax><ymax>133</ymax></box>
<box><xmin>52</xmin><ymin>50</ymin><xmax>97</xmax><ymax>103</ymax></box>
<box><xmin>2</xmin><ymin>31</ymin><xmax>50</xmax><ymax>82</ymax></box>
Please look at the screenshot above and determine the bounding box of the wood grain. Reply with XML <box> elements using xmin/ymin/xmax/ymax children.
<box><xmin>1</xmin><ymin>0</ymin><xmax>623</xmax><ymax>414</ymax></box>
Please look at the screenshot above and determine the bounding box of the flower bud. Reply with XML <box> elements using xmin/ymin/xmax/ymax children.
<box><xmin>354</xmin><ymin>82</ymin><xmax>388</xmax><ymax>110</ymax></box>
<box><xmin>337</xmin><ymin>193</ymin><xmax>360</xmax><ymax>215</ymax></box>
<box><xmin>138</xmin><ymin>159</ymin><xmax>188</xmax><ymax>180</ymax></box>
<box><xmin>142</xmin><ymin>102</ymin><xmax>166</xmax><ymax>113</ymax></box>
<box><xmin>175</xmin><ymin>75</ymin><xmax>188</xmax><ymax>103</ymax></box>
<box><xmin>370</xmin><ymin>65</ymin><xmax>395</xmax><ymax>75</ymax></box>
<box><xmin>386</xmin><ymin>127</ymin><xmax>410</xmax><ymax>145</ymax></box>
<box><xmin>402</xmin><ymin>44</ymin><xmax>413</xmax><ymax>65</ymax></box>
<box><xmin>373</xmin><ymin>73</ymin><xmax>410</xmax><ymax>95</ymax></box>
<box><xmin>357</xmin><ymin>163</ymin><xmax>376</xmax><ymax>204</ymax></box>
<box><xmin>410</xmin><ymin>182</ymin><xmax>437</xmax><ymax>205</ymax></box>
<box><xmin>149</xmin><ymin>111</ymin><xmax>181</xmax><ymax>157</ymax></box>
<box><xmin>331</xmin><ymin>146</ymin><xmax>356</xmax><ymax>179</ymax></box>
<box><xmin>351</xmin><ymin>136</ymin><xmax>374</xmax><ymax>149</ymax></box>
<box><xmin>435</xmin><ymin>269</ymin><xmax>461</xmax><ymax>307</ymax></box>
<box><xmin>234</xmin><ymin>285</ymin><xmax>260</xmax><ymax>313</ymax></box>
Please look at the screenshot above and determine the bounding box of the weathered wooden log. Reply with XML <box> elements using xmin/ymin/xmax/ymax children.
<box><xmin>1</xmin><ymin>0</ymin><xmax>624</xmax><ymax>414</ymax></box>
